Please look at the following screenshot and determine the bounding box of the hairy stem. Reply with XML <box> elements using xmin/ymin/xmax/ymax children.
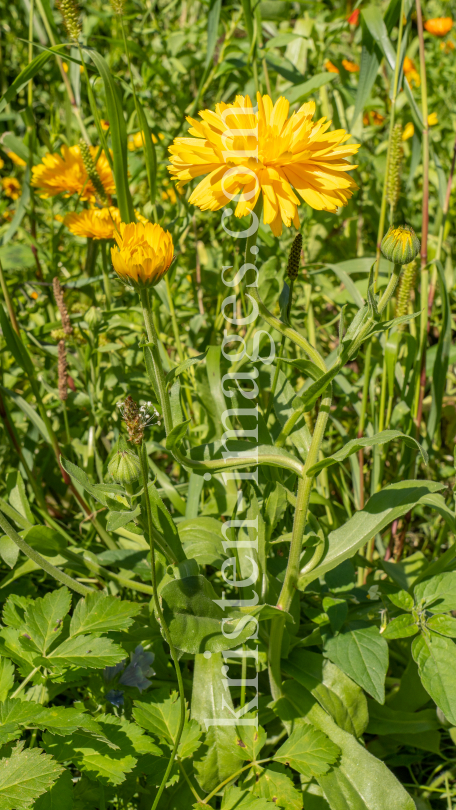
<box><xmin>140</xmin><ymin>287</ymin><xmax>173</xmax><ymax>435</ymax></box>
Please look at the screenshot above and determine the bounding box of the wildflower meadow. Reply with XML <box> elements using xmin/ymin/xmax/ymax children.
<box><xmin>1</xmin><ymin>0</ymin><xmax>456</xmax><ymax>808</ymax></box>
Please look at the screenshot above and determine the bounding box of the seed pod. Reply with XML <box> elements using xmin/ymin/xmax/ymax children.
<box><xmin>79</xmin><ymin>140</ymin><xmax>109</xmax><ymax>205</ymax></box>
<box><xmin>57</xmin><ymin>340</ymin><xmax>68</xmax><ymax>401</ymax></box>
<box><xmin>381</xmin><ymin>225</ymin><xmax>420</xmax><ymax>264</ymax></box>
<box><xmin>286</xmin><ymin>233</ymin><xmax>303</xmax><ymax>281</ymax></box>
<box><xmin>108</xmin><ymin>449</ymin><xmax>142</xmax><ymax>484</ymax></box>
<box><xmin>395</xmin><ymin>260</ymin><xmax>417</xmax><ymax>330</ymax></box>
<box><xmin>57</xmin><ymin>0</ymin><xmax>81</xmax><ymax>41</ymax></box>
<box><xmin>386</xmin><ymin>123</ymin><xmax>403</xmax><ymax>215</ymax></box>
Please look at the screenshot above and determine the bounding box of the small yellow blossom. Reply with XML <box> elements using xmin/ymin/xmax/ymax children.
<box><xmin>127</xmin><ymin>131</ymin><xmax>160</xmax><ymax>151</ymax></box>
<box><xmin>428</xmin><ymin>112</ymin><xmax>438</xmax><ymax>126</ymax></box>
<box><xmin>363</xmin><ymin>111</ymin><xmax>384</xmax><ymax>126</ymax></box>
<box><xmin>62</xmin><ymin>207</ymin><xmax>121</xmax><ymax>239</ymax></box>
<box><xmin>342</xmin><ymin>59</ymin><xmax>359</xmax><ymax>72</ymax></box>
<box><xmin>0</xmin><ymin>157</ymin><xmax>4</xmax><ymax>170</ymax></box>
<box><xmin>100</xmin><ymin>119</ymin><xmax>110</xmax><ymax>131</ymax></box>
<box><xmin>111</xmin><ymin>221</ymin><xmax>174</xmax><ymax>287</ymax></box>
<box><xmin>402</xmin><ymin>122</ymin><xmax>414</xmax><ymax>141</ymax></box>
<box><xmin>440</xmin><ymin>40</ymin><xmax>455</xmax><ymax>51</ymax></box>
<box><xmin>325</xmin><ymin>60</ymin><xmax>339</xmax><ymax>73</ymax></box>
<box><xmin>63</xmin><ymin>62</ymin><xmax>69</xmax><ymax>73</ymax></box>
<box><xmin>32</xmin><ymin>144</ymin><xmax>115</xmax><ymax>201</ymax></box>
<box><xmin>2</xmin><ymin>177</ymin><xmax>21</xmax><ymax>199</ymax></box>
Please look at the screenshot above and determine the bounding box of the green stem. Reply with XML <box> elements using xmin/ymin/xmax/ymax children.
<box><xmin>177</xmin><ymin>761</ymin><xmax>202</xmax><ymax>803</ymax></box>
<box><xmin>139</xmin><ymin>443</ymin><xmax>185</xmax><ymax>810</ymax></box>
<box><xmin>202</xmin><ymin>758</ymin><xmax>271</xmax><ymax>805</ymax></box>
<box><xmin>101</xmin><ymin>240</ymin><xmax>112</xmax><ymax>310</ymax></box>
<box><xmin>0</xmin><ymin>258</ymin><xmax>20</xmax><ymax>335</ymax></box>
<box><xmin>139</xmin><ymin>287</ymin><xmax>173</xmax><ymax>435</ymax></box>
<box><xmin>11</xmin><ymin>665</ymin><xmax>40</xmax><ymax>698</ymax></box>
<box><xmin>0</xmin><ymin>512</ymin><xmax>93</xmax><ymax>596</ymax></box>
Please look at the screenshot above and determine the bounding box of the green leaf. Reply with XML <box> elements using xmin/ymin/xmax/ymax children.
<box><xmin>412</xmin><ymin>632</ymin><xmax>456</xmax><ymax>725</ymax></box>
<box><xmin>191</xmin><ymin>653</ymin><xmax>242</xmax><ymax>793</ymax></box>
<box><xmin>283</xmin><ymin>72</ymin><xmax>337</xmax><ymax>104</ymax></box>
<box><xmin>33</xmin><ymin>769</ymin><xmax>73</xmax><ymax>810</ymax></box>
<box><xmin>0</xmin><ymin>659</ymin><xmax>14</xmax><ymax>703</ymax></box>
<box><xmin>304</xmin><ymin>480</ymin><xmax>443</xmax><ymax>585</ymax></box>
<box><xmin>323</xmin><ymin>626</ymin><xmax>389</xmax><ymax>703</ymax></box>
<box><xmin>414</xmin><ymin>572</ymin><xmax>456</xmax><ymax>613</ymax></box>
<box><xmin>145</xmin><ymin>482</ymin><xmax>187</xmax><ymax>563</ymax></box>
<box><xmin>60</xmin><ymin>457</ymin><xmax>108</xmax><ymax>506</ymax></box>
<box><xmin>322</xmin><ymin>597</ymin><xmax>347</xmax><ymax>633</ymax></box>
<box><xmin>366</xmin><ymin>701</ymin><xmax>440</xmax><ymax>736</ymax></box>
<box><xmin>279</xmin><ymin>357</ymin><xmax>323</xmax><ymax>382</ymax></box>
<box><xmin>221</xmin><ymin>785</ymin><xmax>276</xmax><ymax>810</ymax></box>
<box><xmin>0</xmin><ymin>46</ymin><xmax>66</xmax><ymax>113</ymax></box>
<box><xmin>283</xmin><ymin>649</ymin><xmax>368</xmax><ymax>738</ymax></box>
<box><xmin>0</xmin><ymin>536</ymin><xmax>19</xmax><ymax>569</ymax></box>
<box><xmin>274</xmin><ymin>721</ymin><xmax>339</xmax><ymax>777</ymax></box>
<box><xmin>106</xmin><ymin>505</ymin><xmax>141</xmax><ymax>532</ymax></box>
<box><xmin>22</xmin><ymin>588</ymin><xmax>71</xmax><ymax>654</ymax></box>
<box><xmin>136</xmin><ymin>99</ymin><xmax>157</xmax><ymax>206</ymax></box>
<box><xmin>165</xmin><ymin>350</ymin><xmax>208</xmax><ymax>388</ymax></box>
<box><xmin>275</xmin><ymin>681</ymin><xmax>416</xmax><ymax>810</ymax></box>
<box><xmin>8</xmin><ymin>473</ymin><xmax>34</xmax><ymax>526</ymax></box>
<box><xmin>426</xmin><ymin>615</ymin><xmax>456</xmax><ymax>638</ymax></box>
<box><xmin>387</xmin><ymin>590</ymin><xmax>414</xmax><ymax>611</ymax></box>
<box><xmin>381</xmin><ymin>614</ymin><xmax>418</xmax><ymax>640</ymax></box>
<box><xmin>351</xmin><ymin>15</ymin><xmax>382</xmax><ymax>125</ymax></box>
<box><xmin>23</xmin><ymin>527</ymin><xmax>66</xmax><ymax>557</ymax></box>
<box><xmin>0</xmin><ymin>742</ymin><xmax>63</xmax><ymax>810</ymax></box>
<box><xmin>249</xmin><ymin>763</ymin><xmax>303</xmax><ymax>810</ymax></box>
<box><xmin>46</xmin><ymin>635</ymin><xmax>125</xmax><ymax>669</ymax></box>
<box><xmin>307</xmin><ymin>430</ymin><xmax>427</xmax><ymax>476</ymax></box>
<box><xmin>165</xmin><ymin>419</ymin><xmax>191</xmax><ymax>450</ymax></box>
<box><xmin>133</xmin><ymin>687</ymin><xmax>184</xmax><ymax>744</ymax></box>
<box><xmin>178</xmin><ymin>517</ymin><xmax>226</xmax><ymax>567</ymax></box>
<box><xmin>161</xmin><ymin>575</ymin><xmax>257</xmax><ymax>654</ymax></box>
<box><xmin>69</xmin><ymin>592</ymin><xmax>142</xmax><ymax>637</ymax></box>
<box><xmin>235</xmin><ymin>720</ymin><xmax>267</xmax><ymax>762</ymax></box>
<box><xmin>178</xmin><ymin>718</ymin><xmax>203</xmax><ymax>760</ymax></box>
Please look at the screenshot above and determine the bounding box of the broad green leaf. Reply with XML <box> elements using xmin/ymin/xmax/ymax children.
<box><xmin>307</xmin><ymin>430</ymin><xmax>426</xmax><ymax>476</ymax></box>
<box><xmin>69</xmin><ymin>592</ymin><xmax>142</xmax><ymax>637</ymax></box>
<box><xmin>133</xmin><ymin>688</ymin><xmax>184</xmax><ymax>743</ymax></box>
<box><xmin>414</xmin><ymin>572</ymin><xmax>456</xmax><ymax>613</ymax></box>
<box><xmin>283</xmin><ymin>650</ymin><xmax>368</xmax><ymax>738</ymax></box>
<box><xmin>366</xmin><ymin>701</ymin><xmax>440</xmax><ymax>735</ymax></box>
<box><xmin>106</xmin><ymin>505</ymin><xmax>141</xmax><ymax>532</ymax></box>
<box><xmin>235</xmin><ymin>719</ymin><xmax>267</xmax><ymax>761</ymax></box>
<box><xmin>221</xmin><ymin>785</ymin><xmax>276</xmax><ymax>810</ymax></box>
<box><xmin>178</xmin><ymin>517</ymin><xmax>226</xmax><ymax>567</ymax></box>
<box><xmin>145</xmin><ymin>482</ymin><xmax>186</xmax><ymax>563</ymax></box>
<box><xmin>23</xmin><ymin>527</ymin><xmax>66</xmax><ymax>557</ymax></box>
<box><xmin>0</xmin><ymin>743</ymin><xmax>63</xmax><ymax>810</ymax></box>
<box><xmin>161</xmin><ymin>575</ymin><xmax>257</xmax><ymax>654</ymax></box>
<box><xmin>283</xmin><ymin>72</ymin><xmax>337</xmax><ymax>104</ymax></box>
<box><xmin>0</xmin><ymin>536</ymin><xmax>19</xmax><ymax>569</ymax></box>
<box><xmin>426</xmin><ymin>615</ymin><xmax>456</xmax><ymax>638</ymax></box>
<box><xmin>412</xmin><ymin>632</ymin><xmax>456</xmax><ymax>725</ymax></box>
<box><xmin>274</xmin><ymin>721</ymin><xmax>339</xmax><ymax>777</ymax></box>
<box><xmin>388</xmin><ymin>656</ymin><xmax>432</xmax><ymax>713</ymax></box>
<box><xmin>322</xmin><ymin>597</ymin><xmax>347</xmax><ymax>633</ymax></box>
<box><xmin>33</xmin><ymin>769</ymin><xmax>73</xmax><ymax>810</ymax></box>
<box><xmin>60</xmin><ymin>457</ymin><xmax>108</xmax><ymax>506</ymax></box>
<box><xmin>249</xmin><ymin>763</ymin><xmax>303</xmax><ymax>810</ymax></box>
<box><xmin>0</xmin><ymin>659</ymin><xmax>14</xmax><ymax>702</ymax></box>
<box><xmin>323</xmin><ymin>626</ymin><xmax>389</xmax><ymax>703</ymax></box>
<box><xmin>22</xmin><ymin>588</ymin><xmax>71</xmax><ymax>654</ymax></box>
<box><xmin>178</xmin><ymin>718</ymin><xmax>203</xmax><ymax>760</ymax></box>
<box><xmin>305</xmin><ymin>480</ymin><xmax>443</xmax><ymax>585</ymax></box>
<box><xmin>382</xmin><ymin>551</ymin><xmax>428</xmax><ymax>590</ymax></box>
<box><xmin>191</xmin><ymin>653</ymin><xmax>242</xmax><ymax>793</ymax></box>
<box><xmin>276</xmin><ymin>681</ymin><xmax>416</xmax><ymax>810</ymax></box>
<box><xmin>381</xmin><ymin>614</ymin><xmax>418</xmax><ymax>639</ymax></box>
<box><xmin>387</xmin><ymin>590</ymin><xmax>414</xmax><ymax>611</ymax></box>
<box><xmin>46</xmin><ymin>634</ymin><xmax>125</xmax><ymax>669</ymax></box>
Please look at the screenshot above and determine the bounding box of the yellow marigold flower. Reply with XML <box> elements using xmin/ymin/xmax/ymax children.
<box><xmin>168</xmin><ymin>93</ymin><xmax>360</xmax><ymax>237</ymax></box>
<box><xmin>428</xmin><ymin>112</ymin><xmax>438</xmax><ymax>126</ymax></box>
<box><xmin>128</xmin><ymin>131</ymin><xmax>159</xmax><ymax>151</ymax></box>
<box><xmin>424</xmin><ymin>17</ymin><xmax>453</xmax><ymax>36</ymax></box>
<box><xmin>63</xmin><ymin>62</ymin><xmax>69</xmax><ymax>73</ymax></box>
<box><xmin>62</xmin><ymin>207</ymin><xmax>121</xmax><ymax>239</ymax></box>
<box><xmin>325</xmin><ymin>60</ymin><xmax>339</xmax><ymax>73</ymax></box>
<box><xmin>342</xmin><ymin>59</ymin><xmax>359</xmax><ymax>72</ymax></box>
<box><xmin>32</xmin><ymin>144</ymin><xmax>115</xmax><ymax>201</ymax></box>
<box><xmin>111</xmin><ymin>221</ymin><xmax>174</xmax><ymax>287</ymax></box>
<box><xmin>7</xmin><ymin>151</ymin><xmax>27</xmax><ymax>167</ymax></box>
<box><xmin>403</xmin><ymin>55</ymin><xmax>415</xmax><ymax>73</ymax></box>
<box><xmin>2</xmin><ymin>177</ymin><xmax>21</xmax><ymax>200</ymax></box>
<box><xmin>0</xmin><ymin>157</ymin><xmax>4</xmax><ymax>170</ymax></box>
<box><xmin>161</xmin><ymin>186</ymin><xmax>177</xmax><ymax>204</ymax></box>
<box><xmin>100</xmin><ymin>119</ymin><xmax>110</xmax><ymax>131</ymax></box>
<box><xmin>363</xmin><ymin>111</ymin><xmax>384</xmax><ymax>126</ymax></box>
<box><xmin>402</xmin><ymin>122</ymin><xmax>414</xmax><ymax>141</ymax></box>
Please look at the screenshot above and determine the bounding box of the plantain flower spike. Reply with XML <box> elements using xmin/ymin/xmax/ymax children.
<box><xmin>286</xmin><ymin>233</ymin><xmax>303</xmax><ymax>281</ymax></box>
<box><xmin>57</xmin><ymin>0</ymin><xmax>81</xmax><ymax>41</ymax></box>
<box><xmin>381</xmin><ymin>225</ymin><xmax>420</xmax><ymax>265</ymax></box>
<box><xmin>395</xmin><ymin>261</ymin><xmax>417</xmax><ymax>330</ymax></box>
<box><xmin>386</xmin><ymin>123</ymin><xmax>403</xmax><ymax>218</ymax></box>
<box><xmin>79</xmin><ymin>140</ymin><xmax>109</xmax><ymax>205</ymax></box>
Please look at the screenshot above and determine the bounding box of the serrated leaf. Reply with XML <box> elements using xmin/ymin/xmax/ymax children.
<box><xmin>46</xmin><ymin>635</ymin><xmax>125</xmax><ymax>669</ymax></box>
<box><xmin>249</xmin><ymin>763</ymin><xmax>303</xmax><ymax>810</ymax></box>
<box><xmin>323</xmin><ymin>625</ymin><xmax>389</xmax><ymax>703</ymax></box>
<box><xmin>0</xmin><ymin>536</ymin><xmax>19</xmax><ymax>569</ymax></box>
<box><xmin>133</xmin><ymin>687</ymin><xmax>183</xmax><ymax>743</ymax></box>
<box><xmin>381</xmin><ymin>614</ymin><xmax>418</xmax><ymax>640</ymax></box>
<box><xmin>221</xmin><ymin>785</ymin><xmax>277</xmax><ymax>810</ymax></box>
<box><xmin>23</xmin><ymin>588</ymin><xmax>71</xmax><ymax>655</ymax></box>
<box><xmin>274</xmin><ymin>721</ymin><xmax>339</xmax><ymax>777</ymax></box>
<box><xmin>412</xmin><ymin>632</ymin><xmax>456</xmax><ymax>725</ymax></box>
<box><xmin>69</xmin><ymin>593</ymin><xmax>142</xmax><ymax>637</ymax></box>
<box><xmin>0</xmin><ymin>743</ymin><xmax>63</xmax><ymax>810</ymax></box>
<box><xmin>178</xmin><ymin>718</ymin><xmax>203</xmax><ymax>759</ymax></box>
<box><xmin>235</xmin><ymin>719</ymin><xmax>267</xmax><ymax>762</ymax></box>
<box><xmin>33</xmin><ymin>769</ymin><xmax>73</xmax><ymax>810</ymax></box>
<box><xmin>0</xmin><ymin>659</ymin><xmax>14</xmax><ymax>703</ymax></box>
<box><xmin>414</xmin><ymin>572</ymin><xmax>456</xmax><ymax>613</ymax></box>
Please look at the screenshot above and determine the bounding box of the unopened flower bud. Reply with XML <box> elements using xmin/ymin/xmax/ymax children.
<box><xmin>286</xmin><ymin>233</ymin><xmax>303</xmax><ymax>281</ymax></box>
<box><xmin>381</xmin><ymin>225</ymin><xmax>420</xmax><ymax>265</ymax></box>
<box><xmin>108</xmin><ymin>449</ymin><xmax>141</xmax><ymax>484</ymax></box>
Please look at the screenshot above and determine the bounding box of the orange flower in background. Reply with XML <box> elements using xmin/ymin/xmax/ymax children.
<box><xmin>424</xmin><ymin>17</ymin><xmax>453</xmax><ymax>36</ymax></box>
<box><xmin>2</xmin><ymin>177</ymin><xmax>21</xmax><ymax>199</ymax></box>
<box><xmin>32</xmin><ymin>145</ymin><xmax>115</xmax><ymax>201</ymax></box>
<box><xmin>325</xmin><ymin>60</ymin><xmax>339</xmax><ymax>73</ymax></box>
<box><xmin>347</xmin><ymin>8</ymin><xmax>360</xmax><ymax>25</ymax></box>
<box><xmin>62</xmin><ymin>207</ymin><xmax>121</xmax><ymax>239</ymax></box>
<box><xmin>440</xmin><ymin>40</ymin><xmax>455</xmax><ymax>51</ymax></box>
<box><xmin>363</xmin><ymin>111</ymin><xmax>384</xmax><ymax>126</ymax></box>
<box><xmin>168</xmin><ymin>93</ymin><xmax>360</xmax><ymax>236</ymax></box>
<box><xmin>111</xmin><ymin>221</ymin><xmax>174</xmax><ymax>287</ymax></box>
<box><xmin>403</xmin><ymin>56</ymin><xmax>420</xmax><ymax>87</ymax></box>
<box><xmin>342</xmin><ymin>59</ymin><xmax>359</xmax><ymax>72</ymax></box>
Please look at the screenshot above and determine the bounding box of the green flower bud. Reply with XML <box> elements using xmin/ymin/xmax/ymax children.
<box><xmin>381</xmin><ymin>225</ymin><xmax>420</xmax><ymax>265</ymax></box>
<box><xmin>108</xmin><ymin>449</ymin><xmax>141</xmax><ymax>485</ymax></box>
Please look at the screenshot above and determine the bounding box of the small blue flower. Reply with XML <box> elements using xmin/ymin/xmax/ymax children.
<box><xmin>106</xmin><ymin>689</ymin><xmax>125</xmax><ymax>707</ymax></box>
<box><xmin>103</xmin><ymin>660</ymin><xmax>126</xmax><ymax>683</ymax></box>
<box><xmin>119</xmin><ymin>645</ymin><xmax>155</xmax><ymax>693</ymax></box>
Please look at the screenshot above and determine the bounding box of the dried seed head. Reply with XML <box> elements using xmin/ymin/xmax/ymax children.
<box><xmin>381</xmin><ymin>225</ymin><xmax>420</xmax><ymax>265</ymax></box>
<box><xmin>57</xmin><ymin>0</ymin><xmax>81</xmax><ymax>41</ymax></box>
<box><xmin>286</xmin><ymin>233</ymin><xmax>303</xmax><ymax>281</ymax></box>
<box><xmin>52</xmin><ymin>277</ymin><xmax>73</xmax><ymax>336</ymax></box>
<box><xmin>79</xmin><ymin>140</ymin><xmax>109</xmax><ymax>205</ymax></box>
<box><xmin>58</xmin><ymin>340</ymin><xmax>68</xmax><ymax>401</ymax></box>
<box><xmin>117</xmin><ymin>396</ymin><xmax>160</xmax><ymax>444</ymax></box>
<box><xmin>395</xmin><ymin>260</ymin><xmax>417</xmax><ymax>330</ymax></box>
<box><xmin>386</xmin><ymin>123</ymin><xmax>403</xmax><ymax>215</ymax></box>
<box><xmin>108</xmin><ymin>449</ymin><xmax>142</xmax><ymax>484</ymax></box>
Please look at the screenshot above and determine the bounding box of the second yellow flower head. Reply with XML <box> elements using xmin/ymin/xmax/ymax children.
<box><xmin>111</xmin><ymin>221</ymin><xmax>174</xmax><ymax>288</ymax></box>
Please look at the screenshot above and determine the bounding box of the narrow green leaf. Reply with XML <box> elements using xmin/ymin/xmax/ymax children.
<box><xmin>165</xmin><ymin>349</ymin><xmax>208</xmax><ymax>388</ymax></box>
<box><xmin>0</xmin><ymin>47</ymin><xmax>66</xmax><ymax>112</ymax></box>
<box><xmin>283</xmin><ymin>73</ymin><xmax>337</xmax><ymax>105</ymax></box>
<box><xmin>307</xmin><ymin>430</ymin><xmax>426</xmax><ymax>475</ymax></box>
<box><xmin>165</xmin><ymin>419</ymin><xmax>191</xmax><ymax>450</ymax></box>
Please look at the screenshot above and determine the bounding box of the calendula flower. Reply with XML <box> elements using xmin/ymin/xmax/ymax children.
<box><xmin>128</xmin><ymin>131</ymin><xmax>159</xmax><ymax>151</ymax></box>
<box><xmin>32</xmin><ymin>144</ymin><xmax>115</xmax><ymax>201</ymax></box>
<box><xmin>63</xmin><ymin>62</ymin><xmax>69</xmax><ymax>73</ymax></box>
<box><xmin>402</xmin><ymin>122</ymin><xmax>414</xmax><ymax>141</ymax></box>
<box><xmin>440</xmin><ymin>40</ymin><xmax>455</xmax><ymax>51</ymax></box>
<box><xmin>62</xmin><ymin>206</ymin><xmax>121</xmax><ymax>239</ymax></box>
<box><xmin>111</xmin><ymin>220</ymin><xmax>174</xmax><ymax>287</ymax></box>
<box><xmin>168</xmin><ymin>93</ymin><xmax>359</xmax><ymax>237</ymax></box>
<box><xmin>325</xmin><ymin>60</ymin><xmax>339</xmax><ymax>73</ymax></box>
<box><xmin>0</xmin><ymin>158</ymin><xmax>4</xmax><ymax>170</ymax></box>
<box><xmin>100</xmin><ymin>119</ymin><xmax>110</xmax><ymax>131</ymax></box>
<box><xmin>342</xmin><ymin>59</ymin><xmax>359</xmax><ymax>72</ymax></box>
<box><xmin>347</xmin><ymin>8</ymin><xmax>360</xmax><ymax>25</ymax></box>
<box><xmin>363</xmin><ymin>111</ymin><xmax>384</xmax><ymax>126</ymax></box>
<box><xmin>424</xmin><ymin>17</ymin><xmax>453</xmax><ymax>36</ymax></box>
<box><xmin>2</xmin><ymin>177</ymin><xmax>21</xmax><ymax>199</ymax></box>
<box><xmin>6</xmin><ymin>151</ymin><xmax>27</xmax><ymax>167</ymax></box>
<box><xmin>428</xmin><ymin>112</ymin><xmax>438</xmax><ymax>126</ymax></box>
<box><xmin>403</xmin><ymin>56</ymin><xmax>420</xmax><ymax>87</ymax></box>
<box><xmin>381</xmin><ymin>225</ymin><xmax>420</xmax><ymax>264</ymax></box>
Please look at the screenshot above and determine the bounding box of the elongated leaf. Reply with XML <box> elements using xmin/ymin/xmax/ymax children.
<box><xmin>428</xmin><ymin>262</ymin><xmax>451</xmax><ymax>443</ymax></box>
<box><xmin>307</xmin><ymin>430</ymin><xmax>426</xmax><ymax>475</ymax></box>
<box><xmin>0</xmin><ymin>743</ymin><xmax>63</xmax><ymax>810</ymax></box>
<box><xmin>166</xmin><ymin>419</ymin><xmax>191</xmax><ymax>450</ymax></box>
<box><xmin>284</xmin><ymin>73</ymin><xmax>337</xmax><ymax>104</ymax></box>
<box><xmin>145</xmin><ymin>482</ymin><xmax>186</xmax><ymax>563</ymax></box>
<box><xmin>426</xmin><ymin>615</ymin><xmax>456</xmax><ymax>638</ymax></box>
<box><xmin>0</xmin><ymin>46</ymin><xmax>66</xmax><ymax>112</ymax></box>
<box><xmin>323</xmin><ymin>626</ymin><xmax>389</xmax><ymax>703</ymax></box>
<box><xmin>46</xmin><ymin>634</ymin><xmax>125</xmax><ymax>669</ymax></box>
<box><xmin>366</xmin><ymin>701</ymin><xmax>440</xmax><ymax>735</ymax></box>
<box><xmin>69</xmin><ymin>592</ymin><xmax>142</xmax><ymax>636</ymax></box>
<box><xmin>135</xmin><ymin>99</ymin><xmax>157</xmax><ymax>206</ymax></box>
<box><xmin>165</xmin><ymin>349</ymin><xmax>208</xmax><ymax>387</ymax></box>
<box><xmin>274</xmin><ymin>721</ymin><xmax>339</xmax><ymax>777</ymax></box>
<box><xmin>351</xmin><ymin>16</ymin><xmax>381</xmax><ymax>125</ymax></box>
<box><xmin>304</xmin><ymin>480</ymin><xmax>443</xmax><ymax>585</ymax></box>
<box><xmin>412</xmin><ymin>632</ymin><xmax>456</xmax><ymax>725</ymax></box>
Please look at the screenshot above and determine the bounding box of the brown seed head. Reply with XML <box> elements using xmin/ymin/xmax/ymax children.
<box><xmin>286</xmin><ymin>233</ymin><xmax>303</xmax><ymax>281</ymax></box>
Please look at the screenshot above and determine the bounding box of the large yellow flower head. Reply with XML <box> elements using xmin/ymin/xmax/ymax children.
<box><xmin>62</xmin><ymin>207</ymin><xmax>121</xmax><ymax>239</ymax></box>
<box><xmin>32</xmin><ymin>145</ymin><xmax>115</xmax><ymax>201</ymax></box>
<box><xmin>111</xmin><ymin>221</ymin><xmax>174</xmax><ymax>288</ymax></box>
<box><xmin>168</xmin><ymin>93</ymin><xmax>360</xmax><ymax>236</ymax></box>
